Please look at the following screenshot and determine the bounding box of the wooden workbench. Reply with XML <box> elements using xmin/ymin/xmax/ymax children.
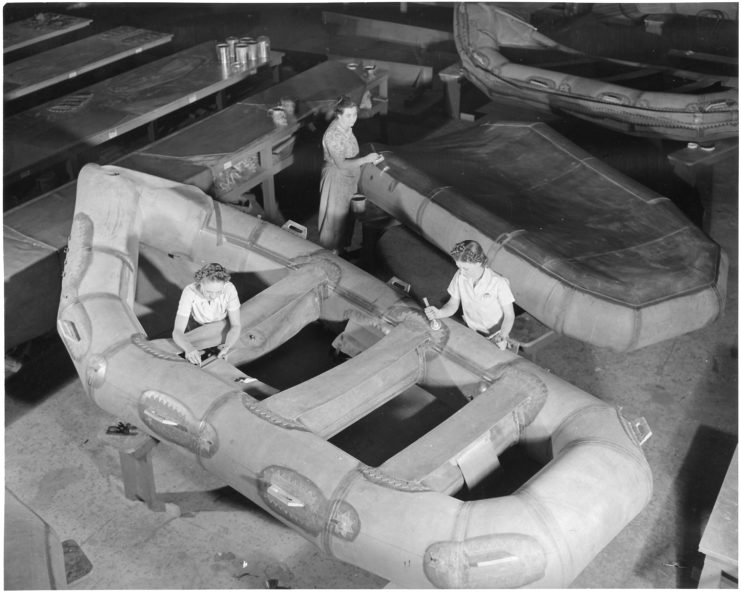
<box><xmin>4</xmin><ymin>12</ymin><xmax>92</xmax><ymax>54</ymax></box>
<box><xmin>4</xmin><ymin>41</ymin><xmax>283</xmax><ymax>186</ymax></box>
<box><xmin>699</xmin><ymin>447</ymin><xmax>738</xmax><ymax>588</ymax></box>
<box><xmin>116</xmin><ymin>59</ymin><xmax>388</xmax><ymax>223</ymax></box>
<box><xmin>4</xmin><ymin>26</ymin><xmax>173</xmax><ymax>101</ymax></box>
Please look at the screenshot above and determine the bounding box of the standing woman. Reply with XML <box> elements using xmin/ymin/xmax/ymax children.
<box><xmin>172</xmin><ymin>263</ymin><xmax>241</xmax><ymax>366</ymax></box>
<box><xmin>318</xmin><ymin>95</ymin><xmax>381</xmax><ymax>253</ymax></box>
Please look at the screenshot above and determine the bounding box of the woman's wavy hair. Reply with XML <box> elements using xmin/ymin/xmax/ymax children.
<box><xmin>333</xmin><ymin>94</ymin><xmax>358</xmax><ymax>116</ymax></box>
<box><xmin>194</xmin><ymin>262</ymin><xmax>231</xmax><ymax>283</ymax></box>
<box><xmin>449</xmin><ymin>240</ymin><xmax>487</xmax><ymax>266</ymax></box>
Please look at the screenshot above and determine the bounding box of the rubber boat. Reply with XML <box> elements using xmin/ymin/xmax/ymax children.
<box><xmin>360</xmin><ymin>120</ymin><xmax>728</xmax><ymax>352</ymax></box>
<box><xmin>454</xmin><ymin>3</ymin><xmax>738</xmax><ymax>142</ymax></box>
<box><xmin>58</xmin><ymin>163</ymin><xmax>652</xmax><ymax>588</ymax></box>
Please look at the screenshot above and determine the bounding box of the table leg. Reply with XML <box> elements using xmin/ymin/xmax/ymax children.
<box><xmin>261</xmin><ymin>176</ymin><xmax>284</xmax><ymax>225</ymax></box>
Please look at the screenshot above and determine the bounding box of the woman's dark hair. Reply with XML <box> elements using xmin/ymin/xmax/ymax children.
<box><xmin>334</xmin><ymin>95</ymin><xmax>358</xmax><ymax>116</ymax></box>
<box><xmin>449</xmin><ymin>240</ymin><xmax>487</xmax><ymax>265</ymax></box>
<box><xmin>194</xmin><ymin>262</ymin><xmax>231</xmax><ymax>283</ymax></box>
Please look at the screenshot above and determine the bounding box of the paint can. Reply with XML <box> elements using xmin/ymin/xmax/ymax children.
<box><xmin>280</xmin><ymin>98</ymin><xmax>295</xmax><ymax>116</ymax></box>
<box><xmin>247</xmin><ymin>40</ymin><xmax>258</xmax><ymax>62</ymax></box>
<box><xmin>235</xmin><ymin>43</ymin><xmax>249</xmax><ymax>65</ymax></box>
<box><xmin>351</xmin><ymin>194</ymin><xmax>367</xmax><ymax>214</ymax></box>
<box><xmin>269</xmin><ymin>107</ymin><xmax>287</xmax><ymax>126</ymax></box>
<box><xmin>216</xmin><ymin>43</ymin><xmax>230</xmax><ymax>64</ymax></box>
<box><xmin>219</xmin><ymin>61</ymin><xmax>231</xmax><ymax>79</ymax></box>
<box><xmin>256</xmin><ymin>35</ymin><xmax>270</xmax><ymax>60</ymax></box>
<box><xmin>225</xmin><ymin>36</ymin><xmax>239</xmax><ymax>61</ymax></box>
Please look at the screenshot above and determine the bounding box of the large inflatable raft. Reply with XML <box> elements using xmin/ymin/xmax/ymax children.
<box><xmin>58</xmin><ymin>164</ymin><xmax>652</xmax><ymax>588</ymax></box>
<box><xmin>360</xmin><ymin>120</ymin><xmax>728</xmax><ymax>352</ymax></box>
<box><xmin>454</xmin><ymin>3</ymin><xmax>738</xmax><ymax>142</ymax></box>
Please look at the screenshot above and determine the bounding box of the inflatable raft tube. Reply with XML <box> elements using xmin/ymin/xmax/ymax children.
<box><xmin>454</xmin><ymin>3</ymin><xmax>738</xmax><ymax>142</ymax></box>
<box><xmin>58</xmin><ymin>164</ymin><xmax>652</xmax><ymax>588</ymax></box>
<box><xmin>360</xmin><ymin>120</ymin><xmax>728</xmax><ymax>351</ymax></box>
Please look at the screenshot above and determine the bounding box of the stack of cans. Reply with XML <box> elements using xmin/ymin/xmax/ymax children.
<box><xmin>217</xmin><ymin>35</ymin><xmax>270</xmax><ymax>64</ymax></box>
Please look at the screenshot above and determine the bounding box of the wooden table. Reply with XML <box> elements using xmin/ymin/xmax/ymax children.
<box><xmin>5</xmin><ymin>26</ymin><xmax>173</xmax><ymax>101</ymax></box>
<box><xmin>699</xmin><ymin>447</ymin><xmax>738</xmax><ymax>588</ymax></box>
<box><xmin>116</xmin><ymin>60</ymin><xmax>388</xmax><ymax>223</ymax></box>
<box><xmin>4</xmin><ymin>41</ymin><xmax>283</xmax><ymax>186</ymax></box>
<box><xmin>4</xmin><ymin>12</ymin><xmax>92</xmax><ymax>54</ymax></box>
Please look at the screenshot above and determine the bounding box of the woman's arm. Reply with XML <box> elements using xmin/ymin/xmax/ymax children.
<box><xmin>499</xmin><ymin>301</ymin><xmax>515</xmax><ymax>340</ymax></box>
<box><xmin>218</xmin><ymin>307</ymin><xmax>242</xmax><ymax>359</ymax></box>
<box><xmin>329</xmin><ymin>150</ymin><xmax>380</xmax><ymax>171</ymax></box>
<box><xmin>172</xmin><ymin>314</ymin><xmax>201</xmax><ymax>365</ymax></box>
<box><xmin>425</xmin><ymin>293</ymin><xmax>460</xmax><ymax>321</ymax></box>
<box><xmin>324</xmin><ymin>130</ymin><xmax>380</xmax><ymax>171</ymax></box>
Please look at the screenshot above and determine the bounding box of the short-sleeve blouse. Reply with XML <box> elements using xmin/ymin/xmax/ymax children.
<box><xmin>447</xmin><ymin>268</ymin><xmax>515</xmax><ymax>333</ymax></box>
<box><xmin>176</xmin><ymin>281</ymin><xmax>240</xmax><ymax>325</ymax></box>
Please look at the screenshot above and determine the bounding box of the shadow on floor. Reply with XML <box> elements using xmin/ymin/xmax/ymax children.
<box><xmin>158</xmin><ymin>485</ymin><xmax>260</xmax><ymax>516</ymax></box>
<box><xmin>635</xmin><ymin>424</ymin><xmax>737</xmax><ymax>587</ymax></box>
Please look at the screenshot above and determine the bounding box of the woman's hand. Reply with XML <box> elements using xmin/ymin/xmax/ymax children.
<box><xmin>217</xmin><ymin>344</ymin><xmax>230</xmax><ymax>360</ymax></box>
<box><xmin>489</xmin><ymin>332</ymin><xmax>509</xmax><ymax>351</ymax></box>
<box><xmin>363</xmin><ymin>152</ymin><xmax>382</xmax><ymax>165</ymax></box>
<box><xmin>185</xmin><ymin>349</ymin><xmax>202</xmax><ymax>365</ymax></box>
<box><xmin>424</xmin><ymin>305</ymin><xmax>440</xmax><ymax>321</ymax></box>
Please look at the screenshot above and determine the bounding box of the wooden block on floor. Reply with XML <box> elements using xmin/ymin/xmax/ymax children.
<box><xmin>104</xmin><ymin>431</ymin><xmax>165</xmax><ymax>512</ymax></box>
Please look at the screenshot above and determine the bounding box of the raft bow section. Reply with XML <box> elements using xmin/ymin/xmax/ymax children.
<box><xmin>58</xmin><ymin>164</ymin><xmax>652</xmax><ymax>588</ymax></box>
<box><xmin>360</xmin><ymin>121</ymin><xmax>727</xmax><ymax>351</ymax></box>
<box><xmin>454</xmin><ymin>3</ymin><xmax>738</xmax><ymax>142</ymax></box>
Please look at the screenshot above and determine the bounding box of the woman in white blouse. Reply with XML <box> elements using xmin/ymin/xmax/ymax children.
<box><xmin>172</xmin><ymin>263</ymin><xmax>242</xmax><ymax>365</ymax></box>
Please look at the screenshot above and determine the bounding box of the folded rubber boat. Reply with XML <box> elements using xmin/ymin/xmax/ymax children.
<box><xmin>58</xmin><ymin>164</ymin><xmax>652</xmax><ymax>588</ymax></box>
<box><xmin>454</xmin><ymin>3</ymin><xmax>738</xmax><ymax>142</ymax></box>
<box><xmin>360</xmin><ymin>120</ymin><xmax>728</xmax><ymax>352</ymax></box>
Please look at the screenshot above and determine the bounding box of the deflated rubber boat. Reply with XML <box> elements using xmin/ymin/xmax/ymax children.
<box><xmin>360</xmin><ymin>120</ymin><xmax>728</xmax><ymax>352</ymax></box>
<box><xmin>58</xmin><ymin>163</ymin><xmax>652</xmax><ymax>588</ymax></box>
<box><xmin>454</xmin><ymin>3</ymin><xmax>738</xmax><ymax>142</ymax></box>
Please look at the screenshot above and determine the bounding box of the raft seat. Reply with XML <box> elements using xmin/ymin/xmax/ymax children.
<box><xmin>229</xmin><ymin>264</ymin><xmax>329</xmax><ymax>366</ymax></box>
<box><xmin>263</xmin><ymin>325</ymin><xmax>428</xmax><ymax>438</ymax></box>
<box><xmin>199</xmin><ymin>357</ymin><xmax>278</xmax><ymax>399</ymax></box>
<box><xmin>380</xmin><ymin>381</ymin><xmax>531</xmax><ymax>494</ymax></box>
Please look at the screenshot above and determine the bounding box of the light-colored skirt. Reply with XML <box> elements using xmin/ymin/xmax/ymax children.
<box><xmin>318</xmin><ymin>165</ymin><xmax>359</xmax><ymax>250</ymax></box>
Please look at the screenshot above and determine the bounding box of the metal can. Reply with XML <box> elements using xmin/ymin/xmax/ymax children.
<box><xmin>280</xmin><ymin>97</ymin><xmax>295</xmax><ymax>115</ymax></box>
<box><xmin>256</xmin><ymin>35</ymin><xmax>270</xmax><ymax>60</ymax></box>
<box><xmin>239</xmin><ymin>36</ymin><xmax>254</xmax><ymax>45</ymax></box>
<box><xmin>351</xmin><ymin>194</ymin><xmax>367</xmax><ymax>214</ymax></box>
<box><xmin>225</xmin><ymin>36</ymin><xmax>239</xmax><ymax>61</ymax></box>
<box><xmin>216</xmin><ymin>43</ymin><xmax>230</xmax><ymax>64</ymax></box>
<box><xmin>235</xmin><ymin>43</ymin><xmax>249</xmax><ymax>65</ymax></box>
<box><xmin>269</xmin><ymin>107</ymin><xmax>287</xmax><ymax>126</ymax></box>
<box><xmin>247</xmin><ymin>40</ymin><xmax>258</xmax><ymax>62</ymax></box>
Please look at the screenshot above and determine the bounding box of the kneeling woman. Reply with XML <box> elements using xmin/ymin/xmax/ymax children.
<box><xmin>425</xmin><ymin>240</ymin><xmax>515</xmax><ymax>350</ymax></box>
<box><xmin>172</xmin><ymin>263</ymin><xmax>242</xmax><ymax>365</ymax></box>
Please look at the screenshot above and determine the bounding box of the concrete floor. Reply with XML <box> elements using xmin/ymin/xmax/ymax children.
<box><xmin>5</xmin><ymin>3</ymin><xmax>739</xmax><ymax>589</ymax></box>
